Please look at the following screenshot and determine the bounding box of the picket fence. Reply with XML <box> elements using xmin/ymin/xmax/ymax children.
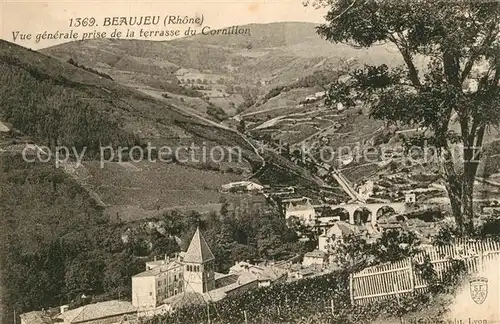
<box><xmin>349</xmin><ymin>239</ymin><xmax>500</xmax><ymax>305</ymax></box>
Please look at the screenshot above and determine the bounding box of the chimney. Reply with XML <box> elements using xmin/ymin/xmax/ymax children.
<box><xmin>164</xmin><ymin>254</ymin><xmax>167</xmax><ymax>261</ymax></box>
<box><xmin>154</xmin><ymin>256</ymin><xmax>157</xmax><ymax>262</ymax></box>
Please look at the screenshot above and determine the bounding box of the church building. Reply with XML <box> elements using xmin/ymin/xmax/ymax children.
<box><xmin>132</xmin><ymin>228</ymin><xmax>259</xmax><ymax>315</ymax></box>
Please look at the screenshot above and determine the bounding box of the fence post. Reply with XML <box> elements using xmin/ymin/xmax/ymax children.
<box><xmin>393</xmin><ymin>282</ymin><xmax>400</xmax><ymax>306</ymax></box>
<box><xmin>479</xmin><ymin>250</ymin><xmax>484</xmax><ymax>273</ymax></box>
<box><xmin>349</xmin><ymin>273</ymin><xmax>354</xmax><ymax>305</ymax></box>
<box><xmin>408</xmin><ymin>257</ymin><xmax>415</xmax><ymax>293</ymax></box>
<box><xmin>244</xmin><ymin>310</ymin><xmax>248</xmax><ymax>324</ymax></box>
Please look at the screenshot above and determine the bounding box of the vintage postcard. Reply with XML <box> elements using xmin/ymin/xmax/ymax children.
<box><xmin>1</xmin><ymin>0</ymin><xmax>499</xmax><ymax>323</ymax></box>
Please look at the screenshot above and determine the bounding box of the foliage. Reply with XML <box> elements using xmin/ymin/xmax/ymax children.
<box><xmin>176</xmin><ymin>86</ymin><xmax>204</xmax><ymax>98</ymax></box>
<box><xmin>206</xmin><ymin>103</ymin><xmax>229</xmax><ymax>122</ymax></box>
<box><xmin>264</xmin><ymin>86</ymin><xmax>286</xmax><ymax>101</ymax></box>
<box><xmin>145</xmin><ymin>258</ymin><xmax>464</xmax><ymax>324</ymax></box>
<box><xmin>475</xmin><ymin>214</ymin><xmax>500</xmax><ymax>240</ymax></box>
<box><xmin>237</xmin><ymin>120</ymin><xmax>246</xmax><ymax>133</ymax></box>
<box><xmin>315</xmin><ymin>0</ymin><xmax>500</xmax><ymax>235</ymax></box>
<box><xmin>0</xmin><ymin>60</ymin><xmax>140</xmax><ymax>157</ymax></box>
<box><xmin>433</xmin><ymin>215</ymin><xmax>500</xmax><ymax>244</ymax></box>
<box><xmin>290</xmin><ymin>70</ymin><xmax>340</xmax><ymax>90</ymax></box>
<box><xmin>433</xmin><ymin>222</ymin><xmax>461</xmax><ymax>246</ymax></box>
<box><xmin>260</xmin><ymin>70</ymin><xmax>339</xmax><ymax>106</ymax></box>
<box><xmin>0</xmin><ymin>155</ymin><xmax>146</xmax><ymax>320</ymax></box>
<box><xmin>146</xmin><ymin>270</ymin><xmax>351</xmax><ymax>324</ymax></box>
<box><xmin>66</xmin><ymin>58</ymin><xmax>113</xmax><ymax>80</ymax></box>
<box><xmin>330</xmin><ymin>229</ymin><xmax>422</xmax><ymax>271</ymax></box>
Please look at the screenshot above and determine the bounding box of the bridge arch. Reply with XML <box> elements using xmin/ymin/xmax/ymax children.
<box><xmin>331</xmin><ymin>207</ymin><xmax>350</xmax><ymax>222</ymax></box>
<box><xmin>353</xmin><ymin>207</ymin><xmax>372</xmax><ymax>225</ymax></box>
<box><xmin>376</xmin><ymin>205</ymin><xmax>396</xmax><ymax>219</ymax></box>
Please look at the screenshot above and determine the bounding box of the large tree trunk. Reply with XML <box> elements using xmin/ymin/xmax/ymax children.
<box><xmin>460</xmin><ymin>127</ymin><xmax>485</xmax><ymax>235</ymax></box>
<box><xmin>445</xmin><ymin>175</ymin><xmax>463</xmax><ymax>232</ymax></box>
<box><xmin>441</xmin><ymin>147</ymin><xmax>464</xmax><ymax>232</ymax></box>
<box><xmin>461</xmin><ymin>172</ymin><xmax>475</xmax><ymax>235</ymax></box>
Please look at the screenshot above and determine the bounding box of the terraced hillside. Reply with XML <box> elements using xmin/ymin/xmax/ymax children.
<box><xmin>0</xmin><ymin>39</ymin><xmax>323</xmax><ymax>221</ymax></box>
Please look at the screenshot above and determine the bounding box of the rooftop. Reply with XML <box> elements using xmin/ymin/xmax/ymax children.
<box><xmin>229</xmin><ymin>261</ymin><xmax>287</xmax><ymax>282</ymax></box>
<box><xmin>286</xmin><ymin>199</ymin><xmax>314</xmax><ymax>212</ymax></box>
<box><xmin>183</xmin><ymin>228</ymin><xmax>215</xmax><ymax>264</ymax></box>
<box><xmin>304</xmin><ymin>250</ymin><xmax>327</xmax><ymax>259</ymax></box>
<box><xmin>19</xmin><ymin>311</ymin><xmax>52</xmax><ymax>324</ymax></box>
<box><xmin>164</xmin><ymin>271</ymin><xmax>258</xmax><ymax>306</ymax></box>
<box><xmin>56</xmin><ymin>300</ymin><xmax>137</xmax><ymax>323</ymax></box>
<box><xmin>133</xmin><ymin>260</ymin><xmax>183</xmax><ymax>278</ymax></box>
<box><xmin>324</xmin><ymin>221</ymin><xmax>359</xmax><ymax>236</ymax></box>
<box><xmin>282</xmin><ymin>196</ymin><xmax>311</xmax><ymax>203</ymax></box>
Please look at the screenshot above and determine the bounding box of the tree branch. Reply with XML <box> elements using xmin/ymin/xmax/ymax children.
<box><xmin>460</xmin><ymin>22</ymin><xmax>498</xmax><ymax>83</ymax></box>
<box><xmin>390</xmin><ymin>35</ymin><xmax>422</xmax><ymax>88</ymax></box>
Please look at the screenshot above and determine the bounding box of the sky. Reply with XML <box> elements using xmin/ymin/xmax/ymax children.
<box><xmin>0</xmin><ymin>0</ymin><xmax>329</xmax><ymax>49</ymax></box>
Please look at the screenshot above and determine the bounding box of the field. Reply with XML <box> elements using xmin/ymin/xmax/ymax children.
<box><xmin>74</xmin><ymin>161</ymin><xmax>244</xmax><ymax>220</ymax></box>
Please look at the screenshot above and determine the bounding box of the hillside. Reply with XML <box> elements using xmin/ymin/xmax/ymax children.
<box><xmin>36</xmin><ymin>20</ymin><xmax>500</xmax><ymax>196</ymax></box>
<box><xmin>37</xmin><ymin>21</ymin><xmax>500</xmax><ymax>195</ymax></box>
<box><xmin>0</xmin><ymin>39</ymin><xmax>324</xmax><ymax>221</ymax></box>
<box><xmin>41</xmin><ymin>22</ymin><xmax>405</xmax><ymax>117</ymax></box>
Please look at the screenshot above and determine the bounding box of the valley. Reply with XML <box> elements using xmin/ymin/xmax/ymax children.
<box><xmin>2</xmin><ymin>17</ymin><xmax>500</xmax><ymax>324</ymax></box>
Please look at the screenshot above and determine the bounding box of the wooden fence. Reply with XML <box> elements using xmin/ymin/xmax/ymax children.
<box><xmin>349</xmin><ymin>239</ymin><xmax>500</xmax><ymax>305</ymax></box>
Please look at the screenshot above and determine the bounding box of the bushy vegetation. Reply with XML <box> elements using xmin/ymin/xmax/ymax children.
<box><xmin>327</xmin><ymin>229</ymin><xmax>422</xmax><ymax>272</ymax></box>
<box><xmin>206</xmin><ymin>103</ymin><xmax>229</xmax><ymax>122</ymax></box>
<box><xmin>289</xmin><ymin>70</ymin><xmax>339</xmax><ymax>89</ymax></box>
<box><xmin>0</xmin><ymin>155</ymin><xmax>145</xmax><ymax>321</ymax></box>
<box><xmin>0</xmin><ymin>59</ymin><xmax>140</xmax><ymax>157</ymax></box>
<box><xmin>433</xmin><ymin>214</ymin><xmax>500</xmax><ymax>245</ymax></box>
<box><xmin>264</xmin><ymin>86</ymin><xmax>286</xmax><ymax>101</ymax></box>
<box><xmin>175</xmin><ymin>86</ymin><xmax>205</xmax><ymax>98</ymax></box>
<box><xmin>261</xmin><ymin>70</ymin><xmax>339</xmax><ymax>103</ymax></box>
<box><xmin>66</xmin><ymin>58</ymin><xmax>113</xmax><ymax>80</ymax></box>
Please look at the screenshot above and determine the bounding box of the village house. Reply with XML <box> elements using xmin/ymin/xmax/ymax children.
<box><xmin>0</xmin><ymin>120</ymin><xmax>11</xmax><ymax>133</ymax></box>
<box><xmin>302</xmin><ymin>250</ymin><xmax>328</xmax><ymax>267</ymax></box>
<box><xmin>131</xmin><ymin>255</ymin><xmax>185</xmax><ymax>311</ymax></box>
<box><xmin>229</xmin><ymin>261</ymin><xmax>287</xmax><ymax>287</ymax></box>
<box><xmin>283</xmin><ymin>197</ymin><xmax>316</xmax><ymax>225</ymax></box>
<box><xmin>56</xmin><ymin>300</ymin><xmax>137</xmax><ymax>324</ymax></box>
<box><xmin>314</xmin><ymin>91</ymin><xmax>326</xmax><ymax>99</ymax></box>
<box><xmin>20</xmin><ymin>311</ymin><xmax>53</xmax><ymax>324</ymax></box>
<box><xmin>221</xmin><ymin>181</ymin><xmax>264</xmax><ymax>193</ymax></box>
<box><xmin>20</xmin><ymin>301</ymin><xmax>137</xmax><ymax>324</ymax></box>
<box><xmin>318</xmin><ymin>221</ymin><xmax>362</xmax><ymax>253</ymax></box>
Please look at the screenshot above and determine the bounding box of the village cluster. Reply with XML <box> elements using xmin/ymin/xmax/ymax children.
<box><xmin>20</xmin><ymin>170</ymin><xmax>500</xmax><ymax>324</ymax></box>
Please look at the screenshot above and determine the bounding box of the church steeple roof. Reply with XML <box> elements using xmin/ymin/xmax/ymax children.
<box><xmin>183</xmin><ymin>227</ymin><xmax>215</xmax><ymax>263</ymax></box>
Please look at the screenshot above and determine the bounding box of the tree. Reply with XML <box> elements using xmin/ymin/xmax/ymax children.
<box><xmin>308</xmin><ymin>0</ymin><xmax>500</xmax><ymax>235</ymax></box>
<box><xmin>220</xmin><ymin>198</ymin><xmax>230</xmax><ymax>217</ymax></box>
<box><xmin>237</xmin><ymin>120</ymin><xmax>246</xmax><ymax>133</ymax></box>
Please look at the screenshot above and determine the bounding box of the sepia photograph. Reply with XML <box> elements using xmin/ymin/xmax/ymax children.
<box><xmin>0</xmin><ymin>0</ymin><xmax>499</xmax><ymax>323</ymax></box>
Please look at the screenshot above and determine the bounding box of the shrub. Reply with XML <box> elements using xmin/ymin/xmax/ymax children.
<box><xmin>66</xmin><ymin>58</ymin><xmax>113</xmax><ymax>80</ymax></box>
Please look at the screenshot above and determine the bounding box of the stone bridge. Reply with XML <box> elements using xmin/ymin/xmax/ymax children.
<box><xmin>314</xmin><ymin>202</ymin><xmax>407</xmax><ymax>226</ymax></box>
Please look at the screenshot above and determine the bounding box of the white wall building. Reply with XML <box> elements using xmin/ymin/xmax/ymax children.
<box><xmin>221</xmin><ymin>181</ymin><xmax>263</xmax><ymax>193</ymax></box>
<box><xmin>284</xmin><ymin>197</ymin><xmax>316</xmax><ymax>225</ymax></box>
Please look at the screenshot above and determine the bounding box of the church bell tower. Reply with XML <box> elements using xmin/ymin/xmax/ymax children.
<box><xmin>183</xmin><ymin>227</ymin><xmax>216</xmax><ymax>294</ymax></box>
